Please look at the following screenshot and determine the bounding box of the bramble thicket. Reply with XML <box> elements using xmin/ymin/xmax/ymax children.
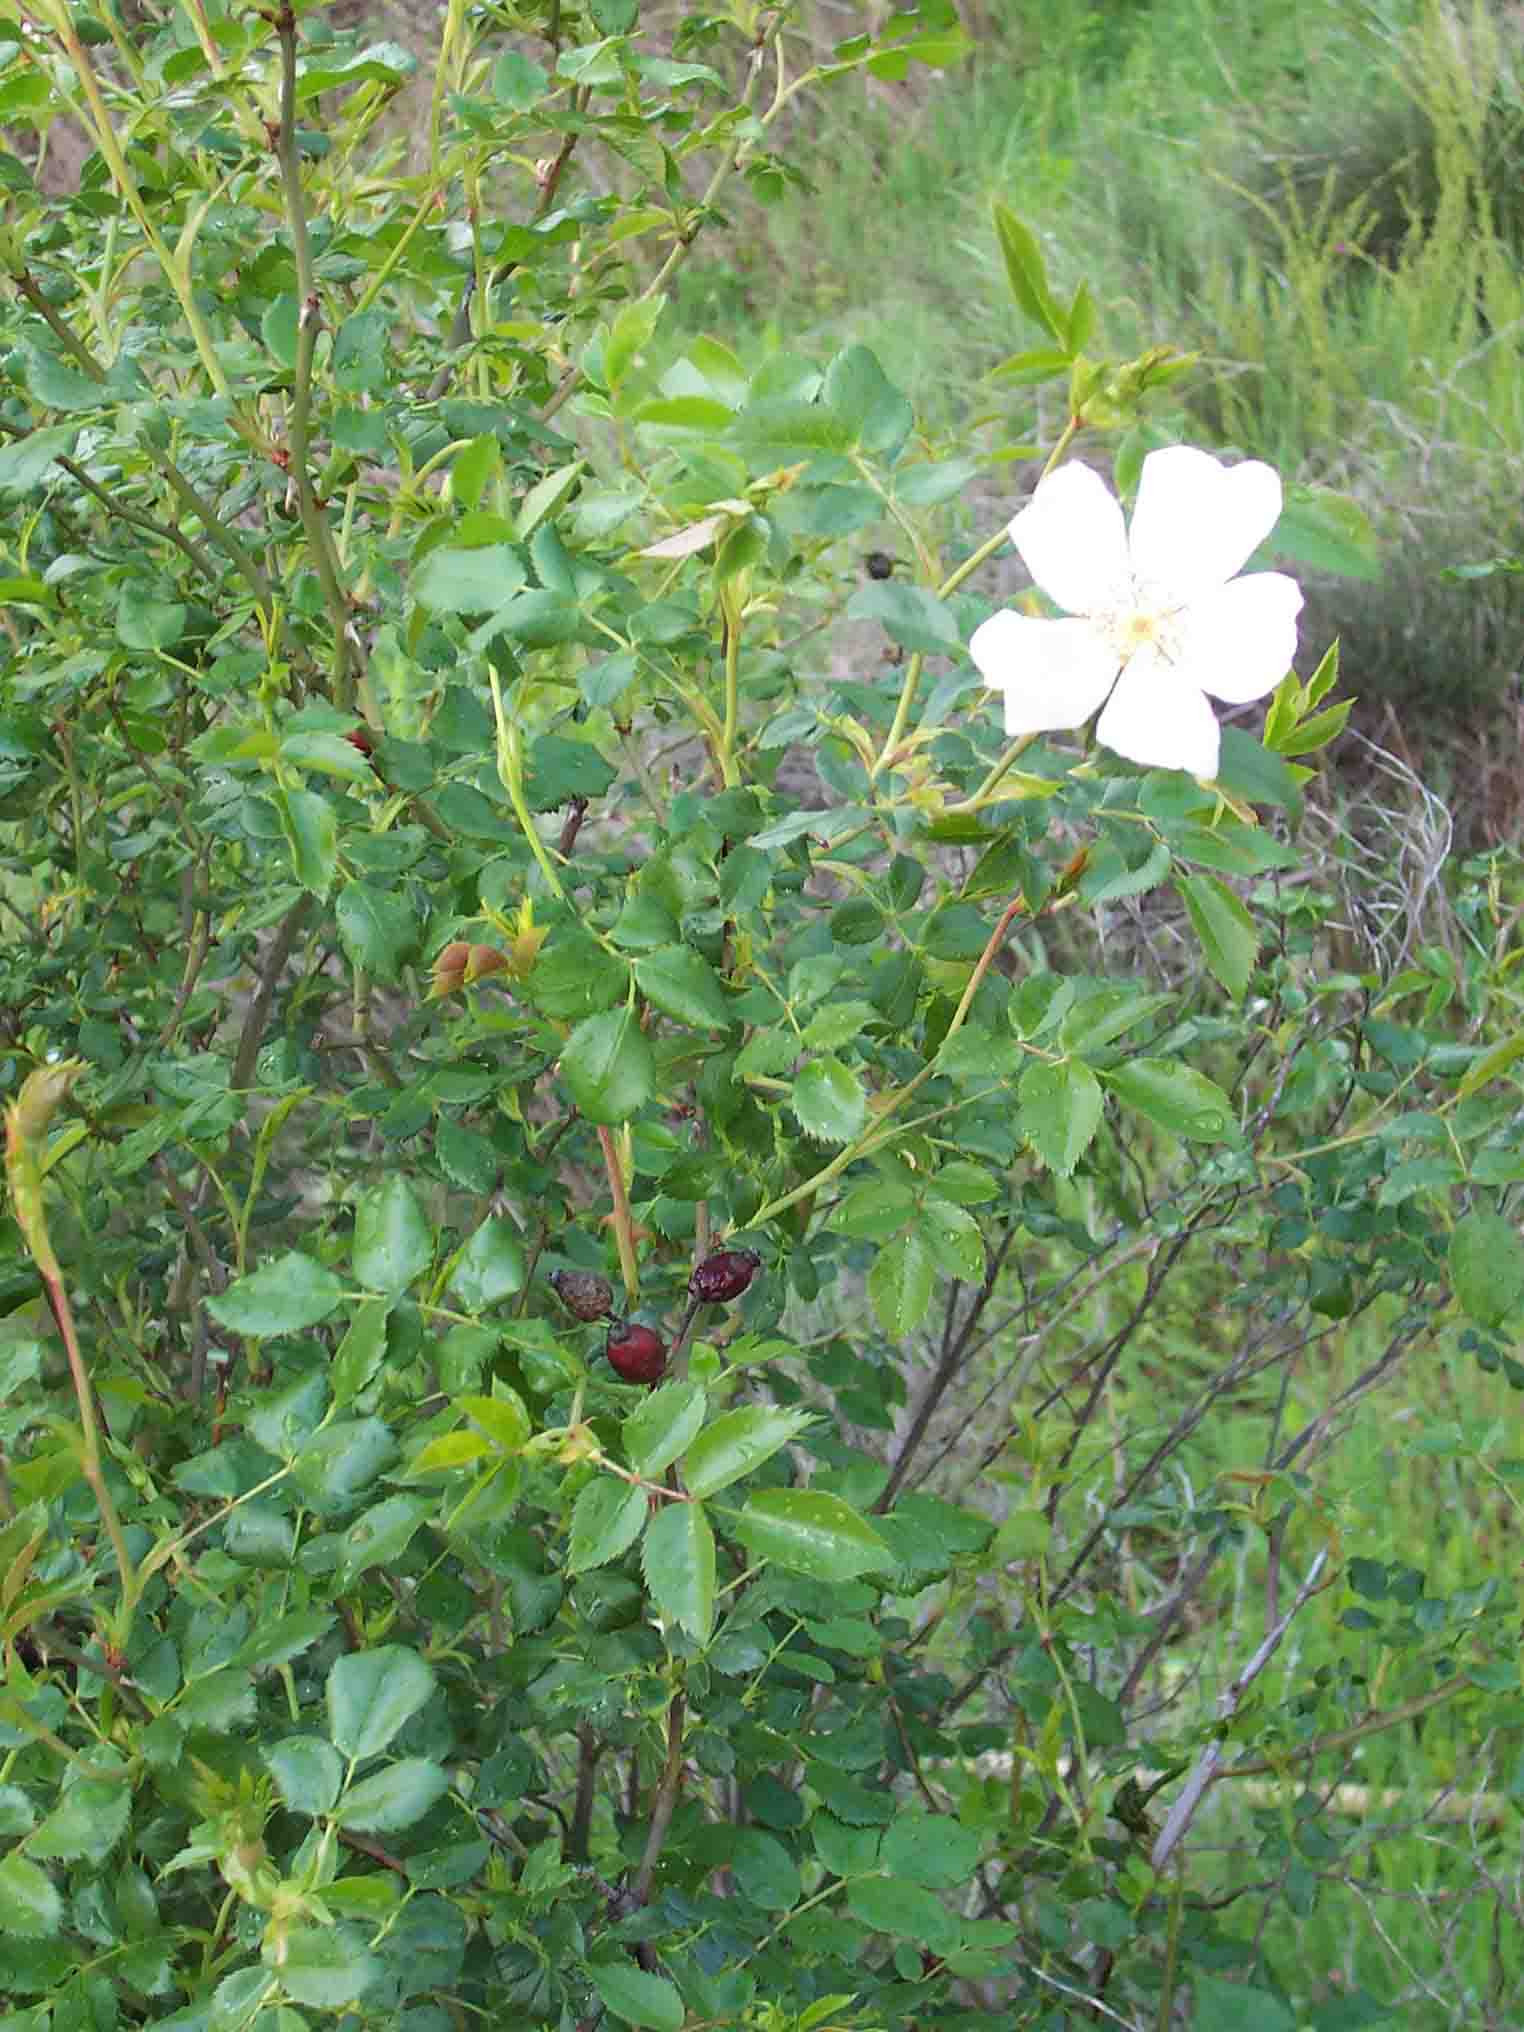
<box><xmin>1</xmin><ymin>3</ymin><xmax>1523</xmax><ymax>2030</ymax></box>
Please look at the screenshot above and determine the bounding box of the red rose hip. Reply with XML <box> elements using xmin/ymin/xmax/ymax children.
<box><xmin>605</xmin><ymin>1321</ymin><xmax>667</xmax><ymax>1385</ymax></box>
<box><xmin>688</xmin><ymin>1248</ymin><xmax>762</xmax><ymax>1304</ymax></box>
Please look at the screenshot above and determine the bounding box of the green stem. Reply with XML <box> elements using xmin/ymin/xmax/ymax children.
<box><xmin>872</xmin><ymin>418</ymin><xmax>1082</xmax><ymax>779</ymax></box>
<box><xmin>597</xmin><ymin>1124</ymin><xmax>641</xmax><ymax>1305</ymax></box>
<box><xmin>746</xmin><ymin>891</ymin><xmax>1028</xmax><ymax>1231</ymax></box>
<box><xmin>489</xmin><ymin>674</ymin><xmax>569</xmax><ymax>904</ymax></box>
<box><xmin>276</xmin><ymin>3</ymin><xmax>354</xmax><ymax>706</ymax></box>
<box><xmin>718</xmin><ymin>602</ymin><xmax>742</xmax><ymax>787</ymax></box>
<box><xmin>38</xmin><ymin>2</ymin><xmax>235</xmax><ymax>406</ymax></box>
<box><xmin>46</xmin><ymin>1267</ymin><xmax>139</xmax><ymax>1619</ymax></box>
<box><xmin>944</xmin><ymin>731</ymin><xmax>1040</xmax><ymax>814</ymax></box>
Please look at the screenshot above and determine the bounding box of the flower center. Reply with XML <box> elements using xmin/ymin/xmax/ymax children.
<box><xmin>1096</xmin><ymin>584</ymin><xmax>1183</xmax><ymax>665</ymax></box>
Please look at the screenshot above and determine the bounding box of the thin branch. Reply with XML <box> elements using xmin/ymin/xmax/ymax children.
<box><xmin>569</xmin><ymin>1727</ymin><xmax>602</xmax><ymax>1865</ymax></box>
<box><xmin>274</xmin><ymin>2</ymin><xmax>354</xmax><ymax>703</ymax></box>
<box><xmin>631</xmin><ymin>1690</ymin><xmax>686</xmax><ymax>1906</ymax></box>
<box><xmin>874</xmin><ymin>1224</ymin><xmax>1019</xmax><ymax>1511</ymax></box>
<box><xmin>1150</xmin><ymin>1546</ymin><xmax>1330</xmax><ymax>1871</ymax></box>
<box><xmin>232</xmin><ymin>896</ymin><xmax>313</xmax><ymax>1092</ymax></box>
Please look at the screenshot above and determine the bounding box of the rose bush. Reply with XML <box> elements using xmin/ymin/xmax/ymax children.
<box><xmin>0</xmin><ymin>6</ymin><xmax>1521</xmax><ymax>2030</ymax></box>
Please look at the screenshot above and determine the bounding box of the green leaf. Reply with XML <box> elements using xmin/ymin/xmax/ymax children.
<box><xmin>568</xmin><ymin>1476</ymin><xmax>647</xmax><ymax>1573</ymax></box>
<box><xmin>732</xmin><ymin>1827</ymin><xmax>801</xmax><ymax>1909</ymax></box>
<box><xmin>331</xmin><ymin>1298</ymin><xmax>392</xmax><ymax>1407</ymax></box>
<box><xmin>459</xmin><ymin>1390</ymin><xmax>531</xmax><ymax>1454</ymax></box>
<box><xmin>327</xmin><ymin>1646</ymin><xmax>437</xmax><ymax>1761</ymax></box>
<box><xmin>524</xmin><ymin>732</ymin><xmax>617</xmax><ymax>809</ymax></box>
<box><xmin>0</xmin><ymin>1784</ymin><xmax>36</xmax><ymax>1836</ymax></box>
<box><xmin>1019</xmin><ymin>1058</ymin><xmax>1103</xmax><ymax>1176</ymax></box>
<box><xmin>275</xmin><ymin>786</ymin><xmax>338</xmax><ymax>896</ymax></box>
<box><xmin>991</xmin><ymin>201</ymin><xmax>1066</xmax><ymax>343</ymax></box>
<box><xmin>1177</xmin><ymin>871</ymin><xmax>1258</xmax><ymax>999</ymax></box>
<box><xmin>801</xmin><ymin>1000</ymin><xmax>878</xmax><ymax>1051</ymax></box>
<box><xmin>561</xmin><ymin>1006</ymin><xmax>656</xmax><ymax>1124</ymax></box>
<box><xmin>587</xmin><ymin>1961</ymin><xmax>685</xmax><ymax>2032</ymax></box>
<box><xmin>845</xmin><ymin>581</ymin><xmax>961</xmax><ymax>656</ymax></box>
<box><xmin>338</xmin><ymin>1494</ymin><xmax>433</xmax><ymax>1584</ymax></box>
<box><xmin>1188</xmin><ymin>1974</ymin><xmax>1295</xmax><ymax>2032</ymax></box>
<box><xmin>0</xmin><ymin>1853</ymin><xmax>62</xmax><ymax>1937</ymax></box>
<box><xmin>116</xmin><ymin>584</ymin><xmax>186</xmax><ymax>651</ymax></box>
<box><xmin>265</xmin><ymin>1736</ymin><xmax>345</xmax><ymax>1816</ymax></box>
<box><xmin>792</xmin><ymin>1056</ymin><xmax>867</xmax><ymax>1143</ymax></box>
<box><xmin>868</xmin><ymin>1229</ymin><xmax>935</xmax><ymax>1337</ymax></box>
<box><xmin>206</xmin><ymin>1251</ymin><xmax>344</xmax><ymax>1336</ymax></box>
<box><xmin>353</xmin><ymin>1177</ymin><xmax>432</xmax><ymax>1294</ymax></box>
<box><xmin>847</xmin><ymin>1874</ymin><xmax>958</xmax><ymax>1952</ymax></box>
<box><xmin>683</xmin><ymin>1405</ymin><xmax>813</xmax><ymax>1499</ymax></box>
<box><xmin>1270</xmin><ymin>490</ymin><xmax>1380</xmax><ymax>582</ymax></box>
<box><xmin>334</xmin><ymin>881</ymin><xmax>419</xmax><ymax>982</ymax></box>
<box><xmin>1450</xmin><ymin>1211</ymin><xmax>1524</xmax><ymax>1330</ymax></box>
<box><xmin>292</xmin><ymin>1418</ymin><xmax>397</xmax><ymax>1514</ymax></box>
<box><xmin>232</xmin><ymin>1610</ymin><xmax>335</xmax><ymax>1673</ymax></box>
<box><xmin>0</xmin><ymin>423</ymin><xmax>77</xmax><ymax>494</ymax></box>
<box><xmin>729</xmin><ymin>1489</ymin><xmax>894</xmax><ymax>1582</ymax></box>
<box><xmin>494</xmin><ymin>48</ymin><xmax>549</xmax><ymax>107</ymax></box>
<box><xmin>332</xmin><ymin>310</ymin><xmax>389</xmax><ymax>394</ymax></box>
<box><xmin>281</xmin><ymin>729</ymin><xmax>378</xmax><ymax>782</ymax></box>
<box><xmin>1457</xmin><ymin>1028</ymin><xmax>1524</xmax><ymax>1101</ymax></box>
<box><xmin>528</xmin><ymin>929</ymin><xmax>628</xmax><ymax>1020</ymax></box>
<box><xmin>822</xmin><ymin>344</ymin><xmax>913</xmax><ymax>456</ymax></box>
<box><xmin>21</xmin><ymin>343</ymin><xmax>105</xmax><ymax>412</ymax></box>
<box><xmin>894</xmin><ymin>457</ymin><xmax>983</xmax><ymax>507</ymax></box>
<box><xmin>879</xmin><ymin>1810</ymin><xmax>982</xmax><ymax>1889</ymax></box>
<box><xmin>634</xmin><ymin>945</ymin><xmax>731</xmax><ymax>1029</ymax></box>
<box><xmin>436</xmin><ymin>1117</ymin><xmax>500</xmax><ymax>1193</ymax></box>
<box><xmin>1060</xmin><ymin>987</ymin><xmax>1175</xmax><ymax>1055</ymax></box>
<box><xmin>413</xmin><ymin>543</ymin><xmax>526</xmax><ymax>613</ymax></box>
<box><xmin>1106</xmin><ymin>1059</ymin><xmax>1237</xmax><ymax>1142</ymax></box>
<box><xmin>623</xmin><ymin>1380</ymin><xmax>707</xmax><ymax>1478</ymax></box>
<box><xmin>921</xmin><ymin>1198</ymin><xmax>985</xmax><ymax>1282</ymax></box>
<box><xmin>642</xmin><ymin>1500</ymin><xmax>715</xmax><ymax>1643</ymax></box>
<box><xmin>336</xmin><ymin>1758</ymin><xmax>451</xmax><ymax>1832</ymax></box>
<box><xmin>28</xmin><ymin>1781</ymin><xmax>129</xmax><ymax>1861</ymax></box>
<box><xmin>270</xmin><ymin>1927</ymin><xmax>381</xmax><ymax>2010</ymax></box>
<box><xmin>450</xmin><ymin>1217</ymin><xmax>528</xmax><ymax>1310</ymax></box>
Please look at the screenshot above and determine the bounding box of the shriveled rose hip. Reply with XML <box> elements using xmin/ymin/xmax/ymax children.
<box><xmin>605</xmin><ymin>1322</ymin><xmax>667</xmax><ymax>1385</ymax></box>
<box><xmin>688</xmin><ymin>1248</ymin><xmax>762</xmax><ymax>1304</ymax></box>
<box><xmin>549</xmin><ymin>1269</ymin><xmax>615</xmax><ymax>1322</ymax></box>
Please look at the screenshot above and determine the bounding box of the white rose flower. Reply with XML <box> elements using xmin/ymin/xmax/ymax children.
<box><xmin>969</xmin><ymin>445</ymin><xmax>1303</xmax><ymax>779</ymax></box>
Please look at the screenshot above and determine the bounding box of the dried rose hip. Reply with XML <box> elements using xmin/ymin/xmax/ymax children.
<box><xmin>688</xmin><ymin>1248</ymin><xmax>762</xmax><ymax>1304</ymax></box>
<box><xmin>549</xmin><ymin>1269</ymin><xmax>615</xmax><ymax>1322</ymax></box>
<box><xmin>605</xmin><ymin>1321</ymin><xmax>667</xmax><ymax>1385</ymax></box>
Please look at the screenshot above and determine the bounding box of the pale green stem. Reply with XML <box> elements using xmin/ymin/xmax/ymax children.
<box><xmin>746</xmin><ymin>892</ymin><xmax>1028</xmax><ymax>1230</ymax></box>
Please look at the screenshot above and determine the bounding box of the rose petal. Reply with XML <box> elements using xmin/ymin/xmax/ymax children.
<box><xmin>1095</xmin><ymin>649</ymin><xmax>1222</xmax><ymax>777</ymax></box>
<box><xmin>969</xmin><ymin>610</ymin><xmax>1120</xmax><ymax>736</ymax></box>
<box><xmin>1127</xmin><ymin>447</ymin><xmax>1283</xmax><ymax>606</ymax></box>
<box><xmin>1170</xmin><ymin>573</ymin><xmax>1303</xmax><ymax>704</ymax></box>
<box><xmin>1008</xmin><ymin>462</ymin><xmax>1131</xmax><ymax>617</ymax></box>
